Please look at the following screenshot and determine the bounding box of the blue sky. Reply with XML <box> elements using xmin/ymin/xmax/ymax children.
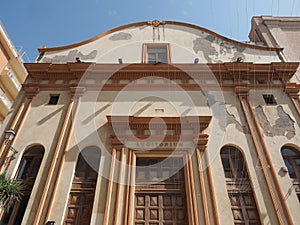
<box><xmin>1</xmin><ymin>0</ymin><xmax>300</xmax><ymax>62</ymax></box>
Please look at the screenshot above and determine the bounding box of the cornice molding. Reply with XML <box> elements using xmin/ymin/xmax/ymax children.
<box><xmin>23</xmin><ymin>86</ymin><xmax>40</xmax><ymax>99</ymax></box>
<box><xmin>24</xmin><ymin>62</ymin><xmax>299</xmax><ymax>83</ymax></box>
<box><xmin>107</xmin><ymin>116</ymin><xmax>211</xmax><ymax>132</ymax></box>
<box><xmin>107</xmin><ymin>115</ymin><xmax>212</xmax><ymax>148</ymax></box>
<box><xmin>25</xmin><ymin>62</ymin><xmax>299</xmax><ymax>74</ymax></box>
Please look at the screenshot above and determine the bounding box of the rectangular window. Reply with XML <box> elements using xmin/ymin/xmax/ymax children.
<box><xmin>143</xmin><ymin>44</ymin><xmax>170</xmax><ymax>64</ymax></box>
<box><xmin>263</xmin><ymin>94</ymin><xmax>276</xmax><ymax>105</ymax></box>
<box><xmin>48</xmin><ymin>95</ymin><xmax>60</xmax><ymax>105</ymax></box>
<box><xmin>257</xmin><ymin>78</ymin><xmax>267</xmax><ymax>84</ymax></box>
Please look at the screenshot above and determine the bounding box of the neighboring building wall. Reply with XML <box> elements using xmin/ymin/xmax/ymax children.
<box><xmin>0</xmin><ymin>21</ymin><xmax>27</xmax><ymax>126</ymax></box>
<box><xmin>249</xmin><ymin>16</ymin><xmax>300</xmax><ymax>83</ymax></box>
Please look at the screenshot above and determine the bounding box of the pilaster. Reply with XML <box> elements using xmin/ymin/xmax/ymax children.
<box><xmin>235</xmin><ymin>85</ymin><xmax>293</xmax><ymax>225</ymax></box>
<box><xmin>34</xmin><ymin>86</ymin><xmax>85</xmax><ymax>225</ymax></box>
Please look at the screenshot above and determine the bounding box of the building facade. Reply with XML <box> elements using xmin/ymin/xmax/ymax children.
<box><xmin>0</xmin><ymin>21</ymin><xmax>27</xmax><ymax>127</ymax></box>
<box><xmin>0</xmin><ymin>19</ymin><xmax>299</xmax><ymax>225</ymax></box>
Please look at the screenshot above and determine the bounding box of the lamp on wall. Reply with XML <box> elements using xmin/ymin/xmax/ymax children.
<box><xmin>236</xmin><ymin>57</ymin><xmax>243</xmax><ymax>63</ymax></box>
<box><xmin>3</xmin><ymin>129</ymin><xmax>18</xmax><ymax>168</ymax></box>
<box><xmin>4</xmin><ymin>129</ymin><xmax>16</xmax><ymax>143</ymax></box>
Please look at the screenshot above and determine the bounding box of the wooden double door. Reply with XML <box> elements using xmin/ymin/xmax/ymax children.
<box><xmin>134</xmin><ymin>158</ymin><xmax>188</xmax><ymax>225</ymax></box>
<box><xmin>64</xmin><ymin>147</ymin><xmax>100</xmax><ymax>225</ymax></box>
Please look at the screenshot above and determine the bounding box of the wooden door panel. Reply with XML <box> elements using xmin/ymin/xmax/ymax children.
<box><xmin>135</xmin><ymin>193</ymin><xmax>187</xmax><ymax>225</ymax></box>
<box><xmin>65</xmin><ymin>191</ymin><xmax>95</xmax><ymax>225</ymax></box>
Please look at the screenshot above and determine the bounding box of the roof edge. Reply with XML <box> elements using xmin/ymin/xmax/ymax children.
<box><xmin>38</xmin><ymin>20</ymin><xmax>283</xmax><ymax>53</ymax></box>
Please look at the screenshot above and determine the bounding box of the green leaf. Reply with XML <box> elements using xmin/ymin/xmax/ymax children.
<box><xmin>0</xmin><ymin>173</ymin><xmax>24</xmax><ymax>211</ymax></box>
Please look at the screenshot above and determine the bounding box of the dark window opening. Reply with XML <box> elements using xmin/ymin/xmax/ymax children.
<box><xmin>257</xmin><ymin>78</ymin><xmax>267</xmax><ymax>84</ymax></box>
<box><xmin>263</xmin><ymin>94</ymin><xmax>276</xmax><ymax>105</ymax></box>
<box><xmin>1</xmin><ymin>146</ymin><xmax>44</xmax><ymax>225</ymax></box>
<box><xmin>221</xmin><ymin>146</ymin><xmax>261</xmax><ymax>224</ymax></box>
<box><xmin>281</xmin><ymin>146</ymin><xmax>300</xmax><ymax>202</ymax></box>
<box><xmin>64</xmin><ymin>147</ymin><xmax>101</xmax><ymax>225</ymax></box>
<box><xmin>48</xmin><ymin>95</ymin><xmax>59</xmax><ymax>105</ymax></box>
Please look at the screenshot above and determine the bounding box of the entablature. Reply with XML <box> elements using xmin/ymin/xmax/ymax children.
<box><xmin>24</xmin><ymin>62</ymin><xmax>299</xmax><ymax>91</ymax></box>
<box><xmin>106</xmin><ymin>115</ymin><xmax>211</xmax><ymax>150</ymax></box>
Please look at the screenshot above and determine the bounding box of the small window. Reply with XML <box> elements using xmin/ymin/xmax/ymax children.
<box><xmin>143</xmin><ymin>44</ymin><xmax>170</xmax><ymax>64</ymax></box>
<box><xmin>257</xmin><ymin>78</ymin><xmax>267</xmax><ymax>84</ymax></box>
<box><xmin>48</xmin><ymin>95</ymin><xmax>59</xmax><ymax>105</ymax></box>
<box><xmin>155</xmin><ymin>108</ymin><xmax>164</xmax><ymax>113</ymax></box>
<box><xmin>0</xmin><ymin>87</ymin><xmax>4</xmax><ymax>96</ymax></box>
<box><xmin>263</xmin><ymin>94</ymin><xmax>276</xmax><ymax>105</ymax></box>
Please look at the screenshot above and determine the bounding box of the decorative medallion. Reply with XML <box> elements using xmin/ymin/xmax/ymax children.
<box><xmin>147</xmin><ymin>20</ymin><xmax>166</xmax><ymax>27</ymax></box>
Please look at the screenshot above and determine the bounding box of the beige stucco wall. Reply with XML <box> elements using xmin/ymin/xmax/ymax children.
<box><xmin>250</xmin><ymin>17</ymin><xmax>300</xmax><ymax>84</ymax></box>
<box><xmin>6</xmin><ymin>90</ymin><xmax>70</xmax><ymax>225</ymax></box>
<box><xmin>38</xmin><ymin>23</ymin><xmax>282</xmax><ymax>64</ymax></box>
<box><xmin>6</xmin><ymin>85</ymin><xmax>299</xmax><ymax>225</ymax></box>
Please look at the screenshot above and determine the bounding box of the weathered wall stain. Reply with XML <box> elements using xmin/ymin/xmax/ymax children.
<box><xmin>227</xmin><ymin>111</ymin><xmax>249</xmax><ymax>133</ymax></box>
<box><xmin>109</xmin><ymin>32</ymin><xmax>132</xmax><ymax>41</ymax></box>
<box><xmin>205</xmin><ymin>92</ymin><xmax>228</xmax><ymax>131</ymax></box>
<box><xmin>233</xmin><ymin>52</ymin><xmax>246</xmax><ymax>62</ymax></box>
<box><xmin>41</xmin><ymin>49</ymin><xmax>97</xmax><ymax>63</ymax></box>
<box><xmin>193</xmin><ymin>37</ymin><xmax>217</xmax><ymax>63</ymax></box>
<box><xmin>193</xmin><ymin>35</ymin><xmax>246</xmax><ymax>63</ymax></box>
<box><xmin>255</xmin><ymin>105</ymin><xmax>295</xmax><ymax>139</ymax></box>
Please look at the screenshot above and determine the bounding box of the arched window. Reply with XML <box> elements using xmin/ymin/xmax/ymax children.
<box><xmin>1</xmin><ymin>145</ymin><xmax>45</xmax><ymax>225</ymax></box>
<box><xmin>64</xmin><ymin>147</ymin><xmax>101</xmax><ymax>225</ymax></box>
<box><xmin>220</xmin><ymin>146</ymin><xmax>261</xmax><ymax>225</ymax></box>
<box><xmin>220</xmin><ymin>147</ymin><xmax>247</xmax><ymax>179</ymax></box>
<box><xmin>281</xmin><ymin>146</ymin><xmax>300</xmax><ymax>201</ymax></box>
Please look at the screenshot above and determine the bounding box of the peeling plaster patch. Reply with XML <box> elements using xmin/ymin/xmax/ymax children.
<box><xmin>109</xmin><ymin>32</ymin><xmax>132</xmax><ymax>41</ymax></box>
<box><xmin>255</xmin><ymin>105</ymin><xmax>295</xmax><ymax>139</ymax></box>
<box><xmin>237</xmin><ymin>45</ymin><xmax>246</xmax><ymax>52</ymax></box>
<box><xmin>42</xmin><ymin>49</ymin><xmax>97</xmax><ymax>63</ymax></box>
<box><xmin>232</xmin><ymin>52</ymin><xmax>246</xmax><ymax>62</ymax></box>
<box><xmin>205</xmin><ymin>92</ymin><xmax>227</xmax><ymax>131</ymax></box>
<box><xmin>193</xmin><ymin>35</ymin><xmax>247</xmax><ymax>63</ymax></box>
<box><xmin>204</xmin><ymin>35</ymin><xmax>216</xmax><ymax>42</ymax></box>
<box><xmin>219</xmin><ymin>41</ymin><xmax>234</xmax><ymax>54</ymax></box>
<box><xmin>205</xmin><ymin>92</ymin><xmax>220</xmax><ymax>106</ymax></box>
<box><xmin>226</xmin><ymin>111</ymin><xmax>249</xmax><ymax>133</ymax></box>
<box><xmin>193</xmin><ymin>37</ymin><xmax>217</xmax><ymax>63</ymax></box>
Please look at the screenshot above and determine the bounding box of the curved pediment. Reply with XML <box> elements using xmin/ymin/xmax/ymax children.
<box><xmin>37</xmin><ymin>20</ymin><xmax>283</xmax><ymax>64</ymax></box>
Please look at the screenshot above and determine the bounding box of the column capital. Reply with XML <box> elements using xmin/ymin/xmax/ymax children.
<box><xmin>235</xmin><ymin>86</ymin><xmax>249</xmax><ymax>97</ymax></box>
<box><xmin>194</xmin><ymin>134</ymin><xmax>209</xmax><ymax>150</ymax></box>
<box><xmin>284</xmin><ymin>83</ymin><xmax>300</xmax><ymax>97</ymax></box>
<box><xmin>70</xmin><ymin>86</ymin><xmax>85</xmax><ymax>99</ymax></box>
<box><xmin>23</xmin><ymin>85</ymin><xmax>40</xmax><ymax>99</ymax></box>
